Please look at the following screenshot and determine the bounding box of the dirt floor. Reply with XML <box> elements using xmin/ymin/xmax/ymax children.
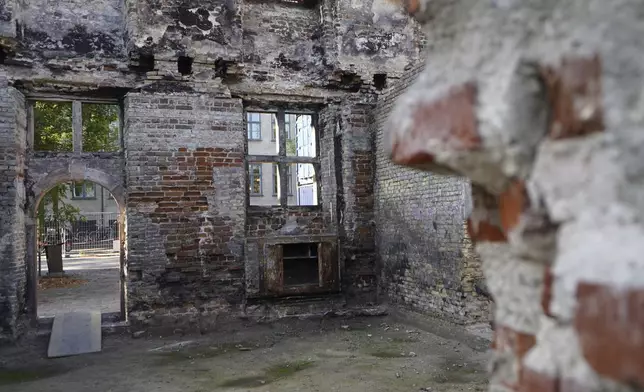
<box><xmin>0</xmin><ymin>316</ymin><xmax>491</xmax><ymax>392</ymax></box>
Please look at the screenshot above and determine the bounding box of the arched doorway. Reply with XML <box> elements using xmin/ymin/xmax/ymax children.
<box><xmin>26</xmin><ymin>168</ymin><xmax>126</xmax><ymax>322</ymax></box>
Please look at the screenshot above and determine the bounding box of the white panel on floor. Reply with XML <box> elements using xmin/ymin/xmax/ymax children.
<box><xmin>47</xmin><ymin>311</ymin><xmax>102</xmax><ymax>358</ymax></box>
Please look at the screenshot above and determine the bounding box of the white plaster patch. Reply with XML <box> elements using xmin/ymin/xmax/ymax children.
<box><xmin>531</xmin><ymin>135</ymin><xmax>623</xmax><ymax>223</ymax></box>
<box><xmin>478</xmin><ymin>243</ymin><xmax>544</xmax><ymax>333</ymax></box>
<box><xmin>551</xmin><ymin>211</ymin><xmax>644</xmax><ymax>321</ymax></box>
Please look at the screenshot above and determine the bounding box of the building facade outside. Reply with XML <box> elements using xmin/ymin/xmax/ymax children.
<box><xmin>247</xmin><ymin>112</ymin><xmax>317</xmax><ymax>206</ymax></box>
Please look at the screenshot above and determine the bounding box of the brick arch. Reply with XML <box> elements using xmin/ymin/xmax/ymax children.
<box><xmin>29</xmin><ymin>166</ymin><xmax>125</xmax><ymax>216</ymax></box>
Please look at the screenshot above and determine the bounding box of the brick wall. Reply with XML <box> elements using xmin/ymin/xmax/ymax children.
<box><xmin>338</xmin><ymin>102</ymin><xmax>378</xmax><ymax>303</ymax></box>
<box><xmin>124</xmin><ymin>93</ymin><xmax>246</xmax><ymax>329</ymax></box>
<box><xmin>374</xmin><ymin>63</ymin><xmax>490</xmax><ymax>324</ymax></box>
<box><xmin>0</xmin><ymin>77</ymin><xmax>27</xmax><ymax>342</ymax></box>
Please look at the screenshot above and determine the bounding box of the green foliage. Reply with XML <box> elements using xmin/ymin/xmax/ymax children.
<box><xmin>82</xmin><ymin>104</ymin><xmax>119</xmax><ymax>152</ymax></box>
<box><xmin>286</xmin><ymin>138</ymin><xmax>297</xmax><ymax>155</ymax></box>
<box><xmin>34</xmin><ymin>101</ymin><xmax>73</xmax><ymax>151</ymax></box>
<box><xmin>40</xmin><ymin>185</ymin><xmax>82</xmax><ymax>225</ymax></box>
<box><xmin>33</xmin><ymin>101</ymin><xmax>119</xmax><ymax>152</ymax></box>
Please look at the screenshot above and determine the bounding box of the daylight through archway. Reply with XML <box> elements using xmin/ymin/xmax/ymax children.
<box><xmin>36</xmin><ymin>180</ymin><xmax>122</xmax><ymax>320</ymax></box>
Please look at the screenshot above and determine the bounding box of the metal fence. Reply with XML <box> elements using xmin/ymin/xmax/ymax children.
<box><xmin>38</xmin><ymin>212</ymin><xmax>121</xmax><ymax>255</ymax></box>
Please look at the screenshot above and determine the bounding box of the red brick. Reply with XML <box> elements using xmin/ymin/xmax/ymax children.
<box><xmin>494</xmin><ymin>324</ymin><xmax>537</xmax><ymax>360</ymax></box>
<box><xmin>467</xmin><ymin>219</ymin><xmax>507</xmax><ymax>243</ymax></box>
<box><xmin>574</xmin><ymin>282</ymin><xmax>644</xmax><ymax>388</ymax></box>
<box><xmin>499</xmin><ymin>180</ymin><xmax>528</xmax><ymax>234</ymax></box>
<box><xmin>494</xmin><ymin>325</ymin><xmax>538</xmax><ymax>390</ymax></box>
<box><xmin>541</xmin><ymin>267</ymin><xmax>554</xmax><ymax>317</ymax></box>
<box><xmin>520</xmin><ymin>368</ymin><xmax>560</xmax><ymax>392</ymax></box>
<box><xmin>541</xmin><ymin>55</ymin><xmax>604</xmax><ymax>139</ymax></box>
<box><xmin>403</xmin><ymin>0</ymin><xmax>420</xmax><ymax>15</ymax></box>
<box><xmin>390</xmin><ymin>82</ymin><xmax>481</xmax><ymax>166</ymax></box>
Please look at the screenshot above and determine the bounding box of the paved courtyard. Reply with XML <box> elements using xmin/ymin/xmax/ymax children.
<box><xmin>37</xmin><ymin>254</ymin><xmax>120</xmax><ymax>318</ymax></box>
<box><xmin>0</xmin><ymin>316</ymin><xmax>491</xmax><ymax>392</ymax></box>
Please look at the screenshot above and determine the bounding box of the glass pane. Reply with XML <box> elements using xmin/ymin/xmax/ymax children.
<box><xmin>34</xmin><ymin>101</ymin><xmax>73</xmax><ymax>152</ymax></box>
<box><xmin>286</xmin><ymin>114</ymin><xmax>315</xmax><ymax>157</ymax></box>
<box><xmin>84</xmin><ymin>182</ymin><xmax>96</xmax><ymax>198</ymax></box>
<box><xmin>73</xmin><ymin>183</ymin><xmax>84</xmax><ymax>198</ymax></box>
<box><xmin>249</xmin><ymin>162</ymin><xmax>280</xmax><ymax>206</ymax></box>
<box><xmin>82</xmin><ymin>104</ymin><xmax>120</xmax><ymax>152</ymax></box>
<box><xmin>247</xmin><ymin>112</ymin><xmax>278</xmax><ymax>154</ymax></box>
<box><xmin>287</xmin><ymin>163</ymin><xmax>318</xmax><ymax>206</ymax></box>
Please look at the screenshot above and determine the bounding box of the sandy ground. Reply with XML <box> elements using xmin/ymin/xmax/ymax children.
<box><xmin>0</xmin><ymin>316</ymin><xmax>491</xmax><ymax>392</ymax></box>
<box><xmin>37</xmin><ymin>254</ymin><xmax>120</xmax><ymax>318</ymax></box>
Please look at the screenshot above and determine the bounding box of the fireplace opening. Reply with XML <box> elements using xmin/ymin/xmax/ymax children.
<box><xmin>282</xmin><ymin>243</ymin><xmax>319</xmax><ymax>286</ymax></box>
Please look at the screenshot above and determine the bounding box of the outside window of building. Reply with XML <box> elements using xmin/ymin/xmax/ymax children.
<box><xmin>247</xmin><ymin>112</ymin><xmax>262</xmax><ymax>140</ymax></box>
<box><xmin>72</xmin><ymin>181</ymin><xmax>97</xmax><ymax>199</ymax></box>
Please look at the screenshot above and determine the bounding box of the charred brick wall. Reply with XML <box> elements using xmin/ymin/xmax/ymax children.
<box><xmin>0</xmin><ymin>76</ymin><xmax>27</xmax><ymax>343</ymax></box>
<box><xmin>338</xmin><ymin>102</ymin><xmax>378</xmax><ymax>304</ymax></box>
<box><xmin>0</xmin><ymin>0</ymin><xmax>424</xmax><ymax>341</ymax></box>
<box><xmin>124</xmin><ymin>92</ymin><xmax>246</xmax><ymax>329</ymax></box>
<box><xmin>374</xmin><ymin>63</ymin><xmax>490</xmax><ymax>324</ymax></box>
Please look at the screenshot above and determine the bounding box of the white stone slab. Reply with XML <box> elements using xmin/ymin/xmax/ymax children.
<box><xmin>47</xmin><ymin>311</ymin><xmax>102</xmax><ymax>358</ymax></box>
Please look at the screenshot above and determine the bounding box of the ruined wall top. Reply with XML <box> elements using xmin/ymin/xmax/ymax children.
<box><xmin>0</xmin><ymin>0</ymin><xmax>424</xmax><ymax>96</ymax></box>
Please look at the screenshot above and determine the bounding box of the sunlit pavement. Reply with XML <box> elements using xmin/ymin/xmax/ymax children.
<box><xmin>37</xmin><ymin>254</ymin><xmax>120</xmax><ymax>318</ymax></box>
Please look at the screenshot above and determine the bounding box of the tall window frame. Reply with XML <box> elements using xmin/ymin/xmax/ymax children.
<box><xmin>245</xmin><ymin>108</ymin><xmax>320</xmax><ymax>208</ymax></box>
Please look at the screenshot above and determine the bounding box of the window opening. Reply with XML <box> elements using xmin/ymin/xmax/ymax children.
<box><xmin>246</xmin><ymin>109</ymin><xmax>318</xmax><ymax>207</ymax></box>
<box><xmin>72</xmin><ymin>181</ymin><xmax>97</xmax><ymax>199</ymax></box>
<box><xmin>34</xmin><ymin>101</ymin><xmax>74</xmax><ymax>152</ymax></box>
<box><xmin>81</xmin><ymin>104</ymin><xmax>120</xmax><ymax>152</ymax></box>
<box><xmin>32</xmin><ymin>100</ymin><xmax>121</xmax><ymax>153</ymax></box>
<box><xmin>177</xmin><ymin>56</ymin><xmax>193</xmax><ymax>75</ymax></box>
<box><xmin>287</xmin><ymin>163</ymin><xmax>318</xmax><ymax>206</ymax></box>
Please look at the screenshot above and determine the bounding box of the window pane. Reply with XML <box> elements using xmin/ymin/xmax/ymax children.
<box><xmin>271</xmin><ymin>116</ymin><xmax>277</xmax><ymax>141</ymax></box>
<box><xmin>247</xmin><ymin>112</ymin><xmax>278</xmax><ymax>155</ymax></box>
<box><xmin>249</xmin><ymin>162</ymin><xmax>280</xmax><ymax>206</ymax></box>
<box><xmin>34</xmin><ymin>101</ymin><xmax>73</xmax><ymax>152</ymax></box>
<box><xmin>249</xmin><ymin>164</ymin><xmax>262</xmax><ymax>195</ymax></box>
<box><xmin>286</xmin><ymin>114</ymin><xmax>316</xmax><ymax>157</ymax></box>
<box><xmin>73</xmin><ymin>182</ymin><xmax>84</xmax><ymax>198</ymax></box>
<box><xmin>82</xmin><ymin>104</ymin><xmax>120</xmax><ymax>152</ymax></box>
<box><xmin>287</xmin><ymin>163</ymin><xmax>318</xmax><ymax>206</ymax></box>
<box><xmin>84</xmin><ymin>182</ymin><xmax>96</xmax><ymax>198</ymax></box>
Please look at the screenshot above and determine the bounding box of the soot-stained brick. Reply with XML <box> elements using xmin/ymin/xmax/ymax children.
<box><xmin>177</xmin><ymin>7</ymin><xmax>214</xmax><ymax>30</ymax></box>
<box><xmin>62</xmin><ymin>25</ymin><xmax>118</xmax><ymax>55</ymax></box>
<box><xmin>375</xmin><ymin>62</ymin><xmax>490</xmax><ymax>324</ymax></box>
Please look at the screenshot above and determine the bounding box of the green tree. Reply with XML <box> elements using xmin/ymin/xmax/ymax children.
<box><xmin>34</xmin><ymin>101</ymin><xmax>119</xmax><ymax>243</ymax></box>
<box><xmin>82</xmin><ymin>104</ymin><xmax>120</xmax><ymax>152</ymax></box>
<box><xmin>286</xmin><ymin>138</ymin><xmax>297</xmax><ymax>155</ymax></box>
<box><xmin>34</xmin><ymin>101</ymin><xmax>73</xmax><ymax>152</ymax></box>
